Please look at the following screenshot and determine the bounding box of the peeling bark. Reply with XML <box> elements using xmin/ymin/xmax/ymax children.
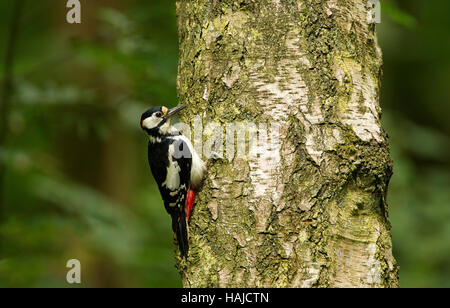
<box><xmin>175</xmin><ymin>0</ymin><xmax>398</xmax><ymax>288</ymax></box>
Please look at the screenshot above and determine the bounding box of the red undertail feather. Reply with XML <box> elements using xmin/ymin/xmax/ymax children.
<box><xmin>186</xmin><ymin>189</ymin><xmax>195</xmax><ymax>222</ymax></box>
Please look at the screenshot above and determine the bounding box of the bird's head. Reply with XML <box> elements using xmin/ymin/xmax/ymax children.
<box><xmin>140</xmin><ymin>104</ymin><xmax>186</xmax><ymax>136</ymax></box>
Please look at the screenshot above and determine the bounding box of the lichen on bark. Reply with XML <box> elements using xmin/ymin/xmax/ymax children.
<box><xmin>175</xmin><ymin>0</ymin><xmax>398</xmax><ymax>287</ymax></box>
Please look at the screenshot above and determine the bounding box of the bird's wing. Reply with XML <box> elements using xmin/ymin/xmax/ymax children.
<box><xmin>164</xmin><ymin>137</ymin><xmax>192</xmax><ymax>257</ymax></box>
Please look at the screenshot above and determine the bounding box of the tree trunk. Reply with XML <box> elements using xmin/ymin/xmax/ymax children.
<box><xmin>175</xmin><ymin>0</ymin><xmax>398</xmax><ymax>288</ymax></box>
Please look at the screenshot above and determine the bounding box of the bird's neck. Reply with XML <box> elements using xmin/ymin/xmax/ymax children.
<box><xmin>147</xmin><ymin>126</ymin><xmax>181</xmax><ymax>144</ymax></box>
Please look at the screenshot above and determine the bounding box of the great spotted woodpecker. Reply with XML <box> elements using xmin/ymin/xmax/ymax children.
<box><xmin>140</xmin><ymin>105</ymin><xmax>206</xmax><ymax>257</ymax></box>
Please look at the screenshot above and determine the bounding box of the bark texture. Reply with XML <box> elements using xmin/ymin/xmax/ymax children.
<box><xmin>175</xmin><ymin>0</ymin><xmax>398</xmax><ymax>287</ymax></box>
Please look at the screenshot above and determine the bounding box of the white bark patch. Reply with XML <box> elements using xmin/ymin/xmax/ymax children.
<box><xmin>222</xmin><ymin>65</ymin><xmax>241</xmax><ymax>88</ymax></box>
<box><xmin>331</xmin><ymin>219</ymin><xmax>384</xmax><ymax>287</ymax></box>
<box><xmin>203</xmin><ymin>86</ymin><xmax>210</xmax><ymax>101</ymax></box>
<box><xmin>248</xmin><ymin>56</ymin><xmax>309</xmax><ymax>230</ymax></box>
<box><xmin>301</xmin><ymin>267</ymin><xmax>321</xmax><ymax>288</ymax></box>
<box><xmin>366</xmin><ymin>243</ymin><xmax>382</xmax><ymax>284</ymax></box>
<box><xmin>248</xmin><ymin>32</ymin><xmax>310</xmax><ymax>196</ymax></box>
<box><xmin>336</xmin><ymin>58</ymin><xmax>383</xmax><ymax>143</ymax></box>
<box><xmin>282</xmin><ymin>242</ymin><xmax>294</xmax><ymax>258</ymax></box>
<box><xmin>286</xmin><ymin>32</ymin><xmax>342</xmax><ymax>165</ymax></box>
<box><xmin>218</xmin><ymin>268</ymin><xmax>232</xmax><ymax>288</ymax></box>
<box><xmin>291</xmin><ymin>260</ymin><xmax>321</xmax><ymax>288</ymax></box>
<box><xmin>246</xmin><ymin>28</ymin><xmax>346</xmax><ymax>230</ymax></box>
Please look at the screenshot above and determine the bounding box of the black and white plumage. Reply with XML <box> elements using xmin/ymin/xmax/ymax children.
<box><xmin>140</xmin><ymin>105</ymin><xmax>206</xmax><ymax>257</ymax></box>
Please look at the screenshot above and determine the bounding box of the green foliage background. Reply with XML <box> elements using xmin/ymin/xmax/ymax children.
<box><xmin>0</xmin><ymin>0</ymin><xmax>448</xmax><ymax>287</ymax></box>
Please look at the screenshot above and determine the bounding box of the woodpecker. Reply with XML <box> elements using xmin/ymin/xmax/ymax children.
<box><xmin>140</xmin><ymin>104</ymin><xmax>206</xmax><ymax>257</ymax></box>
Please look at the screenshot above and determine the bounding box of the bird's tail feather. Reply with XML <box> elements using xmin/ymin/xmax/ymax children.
<box><xmin>174</xmin><ymin>210</ymin><xmax>189</xmax><ymax>258</ymax></box>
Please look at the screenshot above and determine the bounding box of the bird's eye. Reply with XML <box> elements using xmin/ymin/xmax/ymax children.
<box><xmin>155</xmin><ymin>112</ymin><xmax>163</xmax><ymax>118</ymax></box>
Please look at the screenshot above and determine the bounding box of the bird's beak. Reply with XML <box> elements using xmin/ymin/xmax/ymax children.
<box><xmin>165</xmin><ymin>104</ymin><xmax>187</xmax><ymax>119</ymax></box>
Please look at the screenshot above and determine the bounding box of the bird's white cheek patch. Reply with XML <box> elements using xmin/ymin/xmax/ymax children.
<box><xmin>142</xmin><ymin>116</ymin><xmax>161</xmax><ymax>130</ymax></box>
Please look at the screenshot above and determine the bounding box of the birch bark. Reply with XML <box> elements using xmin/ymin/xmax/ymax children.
<box><xmin>176</xmin><ymin>0</ymin><xmax>398</xmax><ymax>288</ymax></box>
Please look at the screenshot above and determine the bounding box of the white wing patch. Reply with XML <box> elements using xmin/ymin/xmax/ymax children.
<box><xmin>162</xmin><ymin>144</ymin><xmax>181</xmax><ymax>191</ymax></box>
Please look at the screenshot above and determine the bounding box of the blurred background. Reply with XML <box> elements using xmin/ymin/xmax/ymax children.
<box><xmin>0</xmin><ymin>0</ymin><xmax>448</xmax><ymax>287</ymax></box>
